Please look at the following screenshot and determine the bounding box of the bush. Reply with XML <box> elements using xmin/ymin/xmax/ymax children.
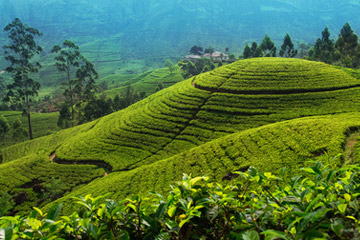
<box><xmin>0</xmin><ymin>157</ymin><xmax>359</xmax><ymax>239</ymax></box>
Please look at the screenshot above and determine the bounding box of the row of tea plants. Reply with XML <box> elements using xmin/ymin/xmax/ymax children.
<box><xmin>0</xmin><ymin>155</ymin><xmax>359</xmax><ymax>239</ymax></box>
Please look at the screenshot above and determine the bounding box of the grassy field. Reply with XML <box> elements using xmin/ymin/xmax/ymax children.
<box><xmin>2</xmin><ymin>57</ymin><xmax>360</xmax><ymax>214</ymax></box>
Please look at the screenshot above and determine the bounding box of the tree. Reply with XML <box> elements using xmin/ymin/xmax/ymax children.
<box><xmin>250</xmin><ymin>42</ymin><xmax>263</xmax><ymax>57</ymax></box>
<box><xmin>83</xmin><ymin>98</ymin><xmax>113</xmax><ymax>122</ymax></box>
<box><xmin>204</xmin><ymin>46</ymin><xmax>215</xmax><ymax>55</ymax></box>
<box><xmin>3</xmin><ymin>18</ymin><xmax>42</xmax><ymax>140</ymax></box>
<box><xmin>189</xmin><ymin>45</ymin><xmax>203</xmax><ymax>55</ymax></box>
<box><xmin>297</xmin><ymin>41</ymin><xmax>312</xmax><ymax>58</ymax></box>
<box><xmin>74</xmin><ymin>60</ymin><xmax>99</xmax><ymax>123</ymax></box>
<box><xmin>243</xmin><ymin>43</ymin><xmax>251</xmax><ymax>59</ymax></box>
<box><xmin>312</xmin><ymin>27</ymin><xmax>335</xmax><ymax>63</ymax></box>
<box><xmin>260</xmin><ymin>35</ymin><xmax>276</xmax><ymax>57</ymax></box>
<box><xmin>165</xmin><ymin>59</ymin><xmax>175</xmax><ymax>73</ymax></box>
<box><xmin>123</xmin><ymin>84</ymin><xmax>139</xmax><ymax>108</ymax></box>
<box><xmin>0</xmin><ymin>77</ymin><xmax>5</xmax><ymax>100</ymax></box>
<box><xmin>279</xmin><ymin>33</ymin><xmax>297</xmax><ymax>58</ymax></box>
<box><xmin>57</xmin><ymin>103</ymin><xmax>71</xmax><ymax>128</ymax></box>
<box><xmin>0</xmin><ymin>116</ymin><xmax>10</xmax><ymax>137</ymax></box>
<box><xmin>335</xmin><ymin>23</ymin><xmax>359</xmax><ymax>67</ymax></box>
<box><xmin>51</xmin><ymin>40</ymin><xmax>83</xmax><ymax>127</ymax></box>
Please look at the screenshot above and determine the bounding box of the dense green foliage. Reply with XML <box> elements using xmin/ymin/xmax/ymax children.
<box><xmin>2</xmin><ymin>58</ymin><xmax>360</xmax><ymax>221</ymax></box>
<box><xmin>1</xmin><ymin>159</ymin><xmax>359</xmax><ymax>239</ymax></box>
<box><xmin>0</xmin><ymin>154</ymin><xmax>104</xmax><ymax>215</ymax></box>
<box><xmin>279</xmin><ymin>33</ymin><xmax>297</xmax><ymax>58</ymax></box>
<box><xmin>43</xmin><ymin>112</ymin><xmax>360</xmax><ymax>213</ymax></box>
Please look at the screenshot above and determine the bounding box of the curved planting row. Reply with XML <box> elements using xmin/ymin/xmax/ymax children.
<box><xmin>50</xmin><ymin>58</ymin><xmax>360</xmax><ymax>172</ymax></box>
<box><xmin>45</xmin><ymin>113</ymin><xmax>360</xmax><ymax>213</ymax></box>
<box><xmin>0</xmin><ymin>154</ymin><xmax>104</xmax><ymax>214</ymax></box>
<box><xmin>194</xmin><ymin>58</ymin><xmax>360</xmax><ymax>94</ymax></box>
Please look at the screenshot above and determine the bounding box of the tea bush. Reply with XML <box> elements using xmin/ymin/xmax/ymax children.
<box><xmin>1</xmin><ymin>159</ymin><xmax>359</xmax><ymax>239</ymax></box>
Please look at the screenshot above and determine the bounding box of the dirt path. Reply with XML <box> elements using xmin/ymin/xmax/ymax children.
<box><xmin>49</xmin><ymin>153</ymin><xmax>56</xmax><ymax>163</ymax></box>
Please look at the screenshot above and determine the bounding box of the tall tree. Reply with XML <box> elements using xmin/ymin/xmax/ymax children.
<box><xmin>3</xmin><ymin>18</ymin><xmax>42</xmax><ymax>140</ymax></box>
<box><xmin>251</xmin><ymin>42</ymin><xmax>263</xmax><ymax>57</ymax></box>
<box><xmin>204</xmin><ymin>46</ymin><xmax>215</xmax><ymax>55</ymax></box>
<box><xmin>335</xmin><ymin>23</ymin><xmax>359</xmax><ymax>67</ymax></box>
<box><xmin>51</xmin><ymin>40</ymin><xmax>82</xmax><ymax>127</ymax></box>
<box><xmin>260</xmin><ymin>35</ymin><xmax>276</xmax><ymax>57</ymax></box>
<box><xmin>243</xmin><ymin>43</ymin><xmax>251</xmax><ymax>59</ymax></box>
<box><xmin>312</xmin><ymin>26</ymin><xmax>335</xmax><ymax>63</ymax></box>
<box><xmin>74</xmin><ymin>60</ymin><xmax>98</xmax><ymax>123</ymax></box>
<box><xmin>189</xmin><ymin>45</ymin><xmax>203</xmax><ymax>55</ymax></box>
<box><xmin>279</xmin><ymin>33</ymin><xmax>297</xmax><ymax>58</ymax></box>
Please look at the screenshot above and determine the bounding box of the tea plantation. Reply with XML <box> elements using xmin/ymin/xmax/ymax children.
<box><xmin>1</xmin><ymin>57</ymin><xmax>360</xmax><ymax>216</ymax></box>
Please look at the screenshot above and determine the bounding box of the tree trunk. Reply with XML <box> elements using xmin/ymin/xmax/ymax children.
<box><xmin>26</xmin><ymin>97</ymin><xmax>33</xmax><ymax>140</ymax></box>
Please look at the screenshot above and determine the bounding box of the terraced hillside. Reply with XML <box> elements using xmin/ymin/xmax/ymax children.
<box><xmin>52</xmin><ymin>58</ymin><xmax>360</xmax><ymax>170</ymax></box>
<box><xmin>46</xmin><ymin>112</ymin><xmax>360</xmax><ymax>212</ymax></box>
<box><xmin>103</xmin><ymin>67</ymin><xmax>183</xmax><ymax>99</ymax></box>
<box><xmin>2</xmin><ymin>57</ymin><xmax>360</xmax><ymax>213</ymax></box>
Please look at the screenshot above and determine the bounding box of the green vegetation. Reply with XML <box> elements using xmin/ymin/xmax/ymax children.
<box><xmin>2</xmin><ymin>57</ymin><xmax>360</xmax><ymax>229</ymax></box>
<box><xmin>0</xmin><ymin>154</ymin><xmax>104</xmax><ymax>215</ymax></box>
<box><xmin>0</xmin><ymin>111</ymin><xmax>60</xmax><ymax>149</ymax></box>
<box><xmin>103</xmin><ymin>67</ymin><xmax>183</xmax><ymax>99</ymax></box>
<box><xmin>42</xmin><ymin>112</ymin><xmax>360</xmax><ymax>213</ymax></box>
<box><xmin>3</xmin><ymin>18</ymin><xmax>43</xmax><ymax>140</ymax></box>
<box><xmin>1</xmin><ymin>160</ymin><xmax>359</xmax><ymax>239</ymax></box>
<box><xmin>279</xmin><ymin>33</ymin><xmax>297</xmax><ymax>58</ymax></box>
<box><xmin>243</xmin><ymin>35</ymin><xmax>277</xmax><ymax>59</ymax></box>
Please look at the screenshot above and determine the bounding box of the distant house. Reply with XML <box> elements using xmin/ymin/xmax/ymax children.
<box><xmin>205</xmin><ymin>51</ymin><xmax>229</xmax><ymax>62</ymax></box>
<box><xmin>184</xmin><ymin>51</ymin><xmax>229</xmax><ymax>62</ymax></box>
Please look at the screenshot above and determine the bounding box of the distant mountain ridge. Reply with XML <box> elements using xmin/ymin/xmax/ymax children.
<box><xmin>0</xmin><ymin>0</ymin><xmax>359</xmax><ymax>72</ymax></box>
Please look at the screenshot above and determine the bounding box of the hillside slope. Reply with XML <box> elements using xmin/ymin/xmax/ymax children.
<box><xmin>2</xmin><ymin>58</ymin><xmax>360</xmax><ymax>213</ymax></box>
<box><xmin>53</xmin><ymin>58</ymin><xmax>360</xmax><ymax>170</ymax></box>
<box><xmin>45</xmin><ymin>112</ymin><xmax>360</xmax><ymax>212</ymax></box>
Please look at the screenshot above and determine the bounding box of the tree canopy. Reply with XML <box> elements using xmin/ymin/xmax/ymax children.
<box><xmin>3</xmin><ymin>18</ymin><xmax>43</xmax><ymax>140</ymax></box>
<box><xmin>279</xmin><ymin>33</ymin><xmax>297</xmax><ymax>58</ymax></box>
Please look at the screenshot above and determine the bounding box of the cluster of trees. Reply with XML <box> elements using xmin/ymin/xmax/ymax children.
<box><xmin>243</xmin><ymin>33</ymin><xmax>297</xmax><ymax>59</ymax></box>
<box><xmin>58</xmin><ymin>84</ymin><xmax>146</xmax><ymax>127</ymax></box>
<box><xmin>1</xmin><ymin>18</ymin><xmax>152</xmax><ymax>138</ymax></box>
<box><xmin>311</xmin><ymin>23</ymin><xmax>360</xmax><ymax>67</ymax></box>
<box><xmin>243</xmin><ymin>22</ymin><xmax>360</xmax><ymax>68</ymax></box>
<box><xmin>0</xmin><ymin>18</ymin><xmax>99</xmax><ymax>139</ymax></box>
<box><xmin>178</xmin><ymin>58</ymin><xmax>216</xmax><ymax>79</ymax></box>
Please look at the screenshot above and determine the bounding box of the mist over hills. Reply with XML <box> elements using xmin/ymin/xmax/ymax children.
<box><xmin>0</xmin><ymin>0</ymin><xmax>360</xmax><ymax>75</ymax></box>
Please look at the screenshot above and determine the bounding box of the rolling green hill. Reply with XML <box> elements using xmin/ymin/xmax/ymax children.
<box><xmin>2</xmin><ymin>57</ymin><xmax>360</xmax><ymax>214</ymax></box>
